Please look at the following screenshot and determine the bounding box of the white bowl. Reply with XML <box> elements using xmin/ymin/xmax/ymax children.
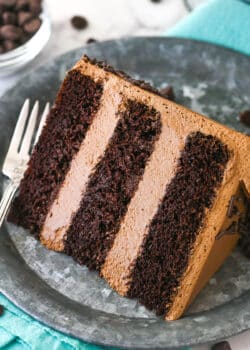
<box><xmin>0</xmin><ymin>12</ymin><xmax>51</xmax><ymax>77</ymax></box>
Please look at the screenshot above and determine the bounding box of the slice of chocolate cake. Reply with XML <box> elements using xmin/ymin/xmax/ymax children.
<box><xmin>9</xmin><ymin>56</ymin><xmax>250</xmax><ymax>320</ymax></box>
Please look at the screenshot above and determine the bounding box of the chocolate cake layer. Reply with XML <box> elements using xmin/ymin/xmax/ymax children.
<box><xmin>64</xmin><ymin>100</ymin><xmax>162</xmax><ymax>270</ymax></box>
<box><xmin>9</xmin><ymin>71</ymin><xmax>103</xmax><ymax>232</ymax></box>
<box><xmin>128</xmin><ymin>132</ymin><xmax>230</xmax><ymax>316</ymax></box>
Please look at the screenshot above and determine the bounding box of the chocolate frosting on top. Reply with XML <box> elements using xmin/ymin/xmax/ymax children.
<box><xmin>83</xmin><ymin>55</ymin><xmax>171</xmax><ymax>100</ymax></box>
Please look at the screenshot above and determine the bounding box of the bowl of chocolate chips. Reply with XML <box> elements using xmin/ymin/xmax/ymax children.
<box><xmin>0</xmin><ymin>0</ymin><xmax>51</xmax><ymax>76</ymax></box>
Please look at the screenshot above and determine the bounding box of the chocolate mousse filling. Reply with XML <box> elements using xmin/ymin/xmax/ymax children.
<box><xmin>64</xmin><ymin>100</ymin><xmax>162</xmax><ymax>271</ymax></box>
<box><xmin>8</xmin><ymin>71</ymin><xmax>103</xmax><ymax>232</ymax></box>
<box><xmin>128</xmin><ymin>132</ymin><xmax>230</xmax><ymax>316</ymax></box>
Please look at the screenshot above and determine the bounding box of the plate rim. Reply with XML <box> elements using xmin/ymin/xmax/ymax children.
<box><xmin>0</xmin><ymin>36</ymin><xmax>250</xmax><ymax>349</ymax></box>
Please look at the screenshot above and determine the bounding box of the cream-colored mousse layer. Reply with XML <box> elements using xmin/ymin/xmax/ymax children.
<box><xmin>40</xmin><ymin>56</ymin><xmax>250</xmax><ymax>320</ymax></box>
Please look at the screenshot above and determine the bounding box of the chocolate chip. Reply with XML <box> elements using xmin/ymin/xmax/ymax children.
<box><xmin>23</xmin><ymin>17</ymin><xmax>41</xmax><ymax>34</ymax></box>
<box><xmin>2</xmin><ymin>11</ymin><xmax>16</xmax><ymax>25</ymax></box>
<box><xmin>29</xmin><ymin>0</ymin><xmax>42</xmax><ymax>15</ymax></box>
<box><xmin>0</xmin><ymin>0</ymin><xmax>16</xmax><ymax>9</ymax></box>
<box><xmin>15</xmin><ymin>0</ymin><xmax>29</xmax><ymax>11</ymax></box>
<box><xmin>211</xmin><ymin>341</ymin><xmax>231</xmax><ymax>350</ymax></box>
<box><xmin>0</xmin><ymin>24</ymin><xmax>22</xmax><ymax>40</ymax></box>
<box><xmin>0</xmin><ymin>304</ymin><xmax>4</xmax><ymax>316</ymax></box>
<box><xmin>160</xmin><ymin>86</ymin><xmax>175</xmax><ymax>101</ymax></box>
<box><xmin>150</xmin><ymin>0</ymin><xmax>162</xmax><ymax>3</ymax></box>
<box><xmin>3</xmin><ymin>38</ymin><xmax>17</xmax><ymax>51</ymax></box>
<box><xmin>239</xmin><ymin>109</ymin><xmax>250</xmax><ymax>127</ymax></box>
<box><xmin>71</xmin><ymin>15</ymin><xmax>88</xmax><ymax>30</ymax></box>
<box><xmin>86</xmin><ymin>38</ymin><xmax>97</xmax><ymax>44</ymax></box>
<box><xmin>18</xmin><ymin>11</ymin><xmax>33</xmax><ymax>26</ymax></box>
<box><xmin>20</xmin><ymin>31</ymin><xmax>29</xmax><ymax>43</ymax></box>
<box><xmin>30</xmin><ymin>0</ymin><xmax>42</xmax><ymax>4</ymax></box>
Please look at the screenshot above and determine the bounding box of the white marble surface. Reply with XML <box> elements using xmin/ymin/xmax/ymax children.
<box><xmin>0</xmin><ymin>0</ymin><xmax>249</xmax><ymax>349</ymax></box>
<box><xmin>0</xmin><ymin>0</ymin><xmax>187</xmax><ymax>95</ymax></box>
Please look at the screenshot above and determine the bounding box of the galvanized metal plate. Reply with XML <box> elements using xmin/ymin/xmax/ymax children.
<box><xmin>0</xmin><ymin>38</ymin><xmax>250</xmax><ymax>349</ymax></box>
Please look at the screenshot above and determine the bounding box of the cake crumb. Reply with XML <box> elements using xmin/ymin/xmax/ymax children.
<box><xmin>159</xmin><ymin>86</ymin><xmax>175</xmax><ymax>101</ymax></box>
<box><xmin>87</xmin><ymin>38</ymin><xmax>97</xmax><ymax>44</ymax></box>
<box><xmin>0</xmin><ymin>305</ymin><xmax>4</xmax><ymax>316</ymax></box>
<box><xmin>211</xmin><ymin>341</ymin><xmax>231</xmax><ymax>350</ymax></box>
<box><xmin>239</xmin><ymin>109</ymin><xmax>250</xmax><ymax>127</ymax></box>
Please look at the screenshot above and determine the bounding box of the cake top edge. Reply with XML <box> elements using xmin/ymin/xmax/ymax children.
<box><xmin>79</xmin><ymin>55</ymin><xmax>249</xmax><ymax>138</ymax></box>
<box><xmin>74</xmin><ymin>54</ymin><xmax>250</xmax><ymax>194</ymax></box>
<box><xmin>81</xmin><ymin>54</ymin><xmax>168</xmax><ymax>99</ymax></box>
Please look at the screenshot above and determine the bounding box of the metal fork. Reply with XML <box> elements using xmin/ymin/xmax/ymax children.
<box><xmin>0</xmin><ymin>99</ymin><xmax>50</xmax><ymax>227</ymax></box>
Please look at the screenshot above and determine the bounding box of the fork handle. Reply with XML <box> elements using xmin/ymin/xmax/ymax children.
<box><xmin>0</xmin><ymin>182</ymin><xmax>18</xmax><ymax>228</ymax></box>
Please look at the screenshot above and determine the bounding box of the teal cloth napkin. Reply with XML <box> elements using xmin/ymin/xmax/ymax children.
<box><xmin>0</xmin><ymin>293</ymin><xmax>108</xmax><ymax>350</ymax></box>
<box><xmin>167</xmin><ymin>0</ymin><xmax>250</xmax><ymax>56</ymax></box>
<box><xmin>1</xmin><ymin>0</ymin><xmax>249</xmax><ymax>348</ymax></box>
